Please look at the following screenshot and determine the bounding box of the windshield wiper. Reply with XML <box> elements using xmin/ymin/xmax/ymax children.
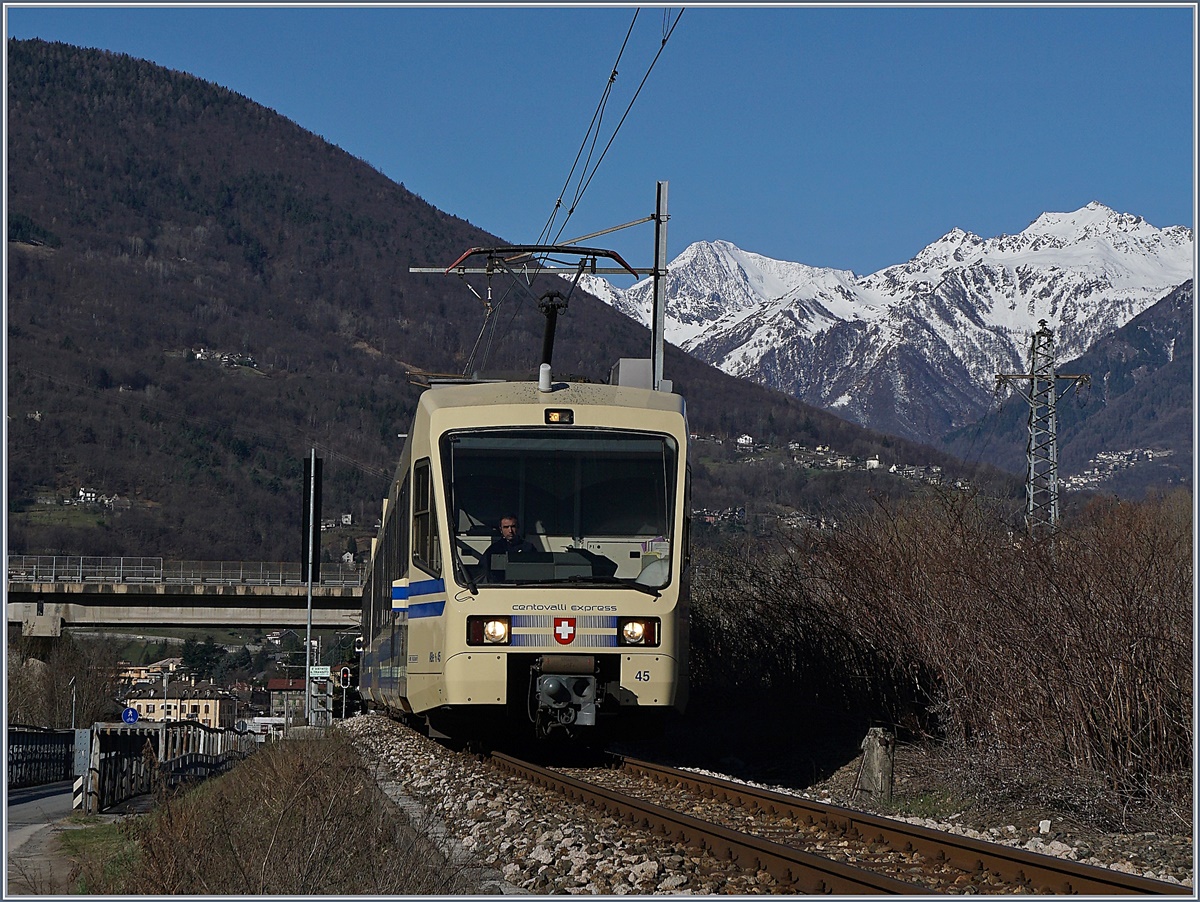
<box><xmin>566</xmin><ymin>575</ymin><xmax>662</xmax><ymax>597</ymax></box>
<box><xmin>450</xmin><ymin>539</ymin><xmax>477</xmax><ymax>595</ymax></box>
<box><xmin>498</xmin><ymin>576</ymin><xmax>661</xmax><ymax>597</ymax></box>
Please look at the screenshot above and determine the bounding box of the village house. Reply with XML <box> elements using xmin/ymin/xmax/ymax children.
<box><xmin>124</xmin><ymin>677</ymin><xmax>237</xmax><ymax>729</ymax></box>
<box><xmin>267</xmin><ymin>677</ymin><xmax>307</xmax><ymax>726</ymax></box>
<box><xmin>228</xmin><ymin>681</ymin><xmax>271</xmax><ymax>718</ymax></box>
<box><xmin>117</xmin><ymin>656</ymin><xmax>183</xmax><ymax>687</ymax></box>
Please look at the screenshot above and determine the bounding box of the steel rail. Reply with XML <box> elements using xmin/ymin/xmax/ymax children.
<box><xmin>488</xmin><ymin>751</ymin><xmax>923</xmax><ymax>894</ymax></box>
<box><xmin>618</xmin><ymin>755</ymin><xmax>1190</xmax><ymax>896</ymax></box>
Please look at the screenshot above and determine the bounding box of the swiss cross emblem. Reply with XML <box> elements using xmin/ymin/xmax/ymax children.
<box><xmin>553</xmin><ymin>617</ymin><xmax>576</xmax><ymax>645</ymax></box>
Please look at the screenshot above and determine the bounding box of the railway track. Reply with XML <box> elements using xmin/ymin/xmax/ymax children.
<box><xmin>487</xmin><ymin>751</ymin><xmax>1190</xmax><ymax>895</ymax></box>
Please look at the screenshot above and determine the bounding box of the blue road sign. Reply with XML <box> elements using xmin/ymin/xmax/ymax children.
<box><xmin>121</xmin><ymin>707</ymin><xmax>139</xmax><ymax>724</ymax></box>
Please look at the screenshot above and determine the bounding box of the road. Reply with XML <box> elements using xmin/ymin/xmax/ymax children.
<box><xmin>6</xmin><ymin>781</ymin><xmax>75</xmax><ymax>894</ymax></box>
<box><xmin>6</xmin><ymin>781</ymin><xmax>74</xmax><ymax>848</ymax></box>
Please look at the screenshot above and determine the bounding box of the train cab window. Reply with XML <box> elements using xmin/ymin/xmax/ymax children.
<box><xmin>412</xmin><ymin>458</ymin><xmax>441</xmax><ymax>576</ymax></box>
<box><xmin>443</xmin><ymin>429</ymin><xmax>677</xmax><ymax>588</ymax></box>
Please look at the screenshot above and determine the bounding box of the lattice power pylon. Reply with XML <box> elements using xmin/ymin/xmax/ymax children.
<box><xmin>996</xmin><ymin>320</ymin><xmax>1090</xmax><ymax>537</ymax></box>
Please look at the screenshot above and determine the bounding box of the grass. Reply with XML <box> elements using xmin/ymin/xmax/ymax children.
<box><xmin>62</xmin><ymin>730</ymin><xmax>474</xmax><ymax>895</ymax></box>
<box><xmin>885</xmin><ymin>789</ymin><xmax>971</xmax><ymax>820</ymax></box>
<box><xmin>10</xmin><ymin>506</ymin><xmax>106</xmax><ymax>529</ymax></box>
<box><xmin>56</xmin><ymin>819</ymin><xmax>142</xmax><ymax>893</ymax></box>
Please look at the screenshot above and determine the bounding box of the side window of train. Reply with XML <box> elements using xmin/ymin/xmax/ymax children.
<box><xmin>683</xmin><ymin>463</ymin><xmax>692</xmax><ymax>569</ymax></box>
<box><xmin>377</xmin><ymin>472</ymin><xmax>411</xmax><ymax>625</ymax></box>
<box><xmin>397</xmin><ymin>472</ymin><xmax>411</xmax><ymax>569</ymax></box>
<box><xmin>412</xmin><ymin>459</ymin><xmax>441</xmax><ymax>576</ymax></box>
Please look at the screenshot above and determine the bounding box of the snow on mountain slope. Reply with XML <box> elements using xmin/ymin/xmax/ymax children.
<box><xmin>586</xmin><ymin>202</ymin><xmax>1194</xmax><ymax>444</ymax></box>
<box><xmin>582</xmin><ymin>240</ymin><xmax>864</xmax><ymax>347</ymax></box>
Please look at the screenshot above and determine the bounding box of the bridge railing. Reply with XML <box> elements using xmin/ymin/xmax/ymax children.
<box><xmin>7</xmin><ymin>725</ymin><xmax>74</xmax><ymax>788</ymax></box>
<box><xmin>6</xmin><ymin>556</ymin><xmax>163</xmax><ymax>583</ymax></box>
<box><xmin>77</xmin><ymin>720</ymin><xmax>259</xmax><ymax>814</ymax></box>
<box><xmin>7</xmin><ymin>556</ymin><xmax>364</xmax><ymax>587</ymax></box>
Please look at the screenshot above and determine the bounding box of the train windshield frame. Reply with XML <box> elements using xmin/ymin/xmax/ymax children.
<box><xmin>441</xmin><ymin>427</ymin><xmax>678</xmax><ymax>590</ymax></box>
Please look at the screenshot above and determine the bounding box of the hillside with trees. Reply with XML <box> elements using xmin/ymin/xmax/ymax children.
<box><xmin>6</xmin><ymin>38</ymin><xmax>1018</xmax><ymax>559</ymax></box>
<box><xmin>942</xmin><ymin>281</ymin><xmax>1193</xmax><ymax>496</ymax></box>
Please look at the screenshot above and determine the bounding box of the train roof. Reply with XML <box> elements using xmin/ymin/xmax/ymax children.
<box><xmin>420</xmin><ymin>378</ymin><xmax>683</xmax><ymax>412</ymax></box>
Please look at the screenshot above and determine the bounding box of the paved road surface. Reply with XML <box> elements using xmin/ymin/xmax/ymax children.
<box><xmin>6</xmin><ymin>781</ymin><xmax>76</xmax><ymax>894</ymax></box>
<box><xmin>6</xmin><ymin>782</ymin><xmax>157</xmax><ymax>894</ymax></box>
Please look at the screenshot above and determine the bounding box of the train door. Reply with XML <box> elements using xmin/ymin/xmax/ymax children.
<box><xmin>387</xmin><ymin>471</ymin><xmax>411</xmax><ymax>703</ymax></box>
<box><xmin>402</xmin><ymin>456</ymin><xmax>449</xmax><ymax>711</ymax></box>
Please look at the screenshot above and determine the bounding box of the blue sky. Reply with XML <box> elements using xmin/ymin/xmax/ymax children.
<box><xmin>5</xmin><ymin>4</ymin><xmax>1196</xmax><ymax>277</ymax></box>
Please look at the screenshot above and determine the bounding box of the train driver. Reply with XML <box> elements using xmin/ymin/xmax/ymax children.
<box><xmin>483</xmin><ymin>514</ymin><xmax>536</xmax><ymax>581</ymax></box>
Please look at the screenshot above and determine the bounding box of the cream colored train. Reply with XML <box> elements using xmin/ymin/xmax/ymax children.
<box><xmin>359</xmin><ymin>363</ymin><xmax>690</xmax><ymax>741</ymax></box>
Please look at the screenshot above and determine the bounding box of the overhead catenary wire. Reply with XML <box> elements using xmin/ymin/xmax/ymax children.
<box><xmin>465</xmin><ymin>278</ymin><xmax>519</xmax><ymax>377</ymax></box>
<box><xmin>535</xmin><ymin>7</ymin><xmax>684</xmax><ymax>256</ymax></box>
<box><xmin>460</xmin><ymin>9</ymin><xmax>685</xmax><ymax>376</ymax></box>
<box><xmin>549</xmin><ymin>8</ymin><xmax>684</xmax><ymax>249</ymax></box>
<box><xmin>536</xmin><ymin>10</ymin><xmax>641</xmax><ymax>249</ymax></box>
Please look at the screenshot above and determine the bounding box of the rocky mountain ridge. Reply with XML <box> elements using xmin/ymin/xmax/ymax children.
<box><xmin>586</xmin><ymin>203</ymin><xmax>1193</xmax><ymax>452</ymax></box>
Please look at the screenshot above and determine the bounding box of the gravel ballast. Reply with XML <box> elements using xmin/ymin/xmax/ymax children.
<box><xmin>339</xmin><ymin>714</ymin><xmax>1194</xmax><ymax>894</ymax></box>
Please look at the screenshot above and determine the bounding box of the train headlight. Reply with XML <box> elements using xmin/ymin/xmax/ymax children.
<box><xmin>618</xmin><ymin>618</ymin><xmax>659</xmax><ymax>647</ymax></box>
<box><xmin>467</xmin><ymin>616</ymin><xmax>511</xmax><ymax>646</ymax></box>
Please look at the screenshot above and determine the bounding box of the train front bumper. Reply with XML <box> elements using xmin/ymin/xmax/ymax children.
<box><xmin>442</xmin><ymin>650</ymin><xmax>681</xmax><ymax>709</ymax></box>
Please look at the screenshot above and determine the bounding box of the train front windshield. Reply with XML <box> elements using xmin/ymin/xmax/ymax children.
<box><xmin>444</xmin><ymin>429</ymin><xmax>678</xmax><ymax>589</ymax></box>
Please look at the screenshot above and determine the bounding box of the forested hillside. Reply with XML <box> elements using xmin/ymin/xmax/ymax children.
<box><xmin>6</xmin><ymin>39</ymin><xmax>1015</xmax><ymax>559</ymax></box>
<box><xmin>942</xmin><ymin>281</ymin><xmax>1193</xmax><ymax>496</ymax></box>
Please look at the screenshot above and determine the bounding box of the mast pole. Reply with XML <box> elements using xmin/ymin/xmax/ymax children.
<box><xmin>651</xmin><ymin>181</ymin><xmax>669</xmax><ymax>390</ymax></box>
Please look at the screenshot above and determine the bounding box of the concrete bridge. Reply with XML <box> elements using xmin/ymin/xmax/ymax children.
<box><xmin>7</xmin><ymin>556</ymin><xmax>363</xmax><ymax>637</ymax></box>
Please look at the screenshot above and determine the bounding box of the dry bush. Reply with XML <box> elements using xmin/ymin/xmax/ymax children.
<box><xmin>1020</xmin><ymin>492</ymin><xmax>1193</xmax><ymax>792</ymax></box>
<box><xmin>102</xmin><ymin>732</ymin><xmax>473</xmax><ymax>895</ymax></box>
<box><xmin>5</xmin><ymin>652</ymin><xmax>52</xmax><ymax>727</ymax></box>
<box><xmin>691</xmin><ymin>489</ymin><xmax>1193</xmax><ymax>804</ymax></box>
<box><xmin>797</xmin><ymin>490</ymin><xmax>1025</xmax><ymax>739</ymax></box>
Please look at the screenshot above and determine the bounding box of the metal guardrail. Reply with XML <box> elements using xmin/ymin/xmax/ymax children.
<box><xmin>7</xmin><ymin>556</ymin><xmax>365</xmax><ymax>588</ymax></box>
<box><xmin>7</xmin><ymin>725</ymin><xmax>74</xmax><ymax>788</ymax></box>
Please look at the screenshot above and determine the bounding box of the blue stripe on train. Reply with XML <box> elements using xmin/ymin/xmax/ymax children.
<box><xmin>392</xmin><ymin>577</ymin><xmax>445</xmax><ymax>600</ymax></box>
<box><xmin>511</xmin><ymin>615</ymin><xmax>619</xmax><ymax>629</ymax></box>
<box><xmin>511</xmin><ymin>633</ymin><xmax>619</xmax><ymax>648</ymax></box>
<box><xmin>409</xmin><ymin>600</ymin><xmax>446</xmax><ymax>619</ymax></box>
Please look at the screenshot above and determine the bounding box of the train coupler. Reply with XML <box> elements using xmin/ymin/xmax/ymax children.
<box><xmin>530</xmin><ymin>654</ymin><xmax>600</xmax><ymax>736</ymax></box>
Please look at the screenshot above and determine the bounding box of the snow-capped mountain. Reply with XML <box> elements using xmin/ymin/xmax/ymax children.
<box><xmin>583</xmin><ymin>202</ymin><xmax>1194</xmax><ymax>444</ymax></box>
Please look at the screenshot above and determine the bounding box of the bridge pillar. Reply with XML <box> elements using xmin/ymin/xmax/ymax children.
<box><xmin>17</xmin><ymin>601</ymin><xmax>64</xmax><ymax>637</ymax></box>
